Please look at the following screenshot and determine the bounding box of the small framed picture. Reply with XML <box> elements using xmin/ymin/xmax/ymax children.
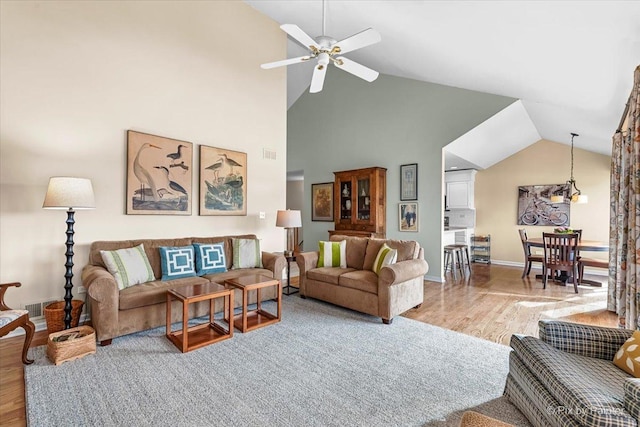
<box><xmin>400</xmin><ymin>163</ymin><xmax>418</xmax><ymax>201</ymax></box>
<box><xmin>311</xmin><ymin>182</ymin><xmax>334</xmax><ymax>222</ymax></box>
<box><xmin>399</xmin><ymin>202</ymin><xmax>418</xmax><ymax>232</ymax></box>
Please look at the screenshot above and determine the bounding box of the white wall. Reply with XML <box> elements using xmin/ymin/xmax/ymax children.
<box><xmin>0</xmin><ymin>1</ymin><xmax>287</xmax><ymax>309</ymax></box>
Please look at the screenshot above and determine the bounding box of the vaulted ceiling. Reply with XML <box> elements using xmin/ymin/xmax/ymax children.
<box><xmin>246</xmin><ymin>0</ymin><xmax>640</xmax><ymax>168</ymax></box>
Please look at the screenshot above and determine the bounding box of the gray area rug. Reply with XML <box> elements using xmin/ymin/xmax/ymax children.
<box><xmin>25</xmin><ymin>297</ymin><xmax>531</xmax><ymax>426</ymax></box>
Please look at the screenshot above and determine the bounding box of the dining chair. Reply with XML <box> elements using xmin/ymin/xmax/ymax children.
<box><xmin>518</xmin><ymin>229</ymin><xmax>543</xmax><ymax>278</ymax></box>
<box><xmin>542</xmin><ymin>232</ymin><xmax>580</xmax><ymax>293</ymax></box>
<box><xmin>0</xmin><ymin>282</ymin><xmax>35</xmax><ymax>364</ymax></box>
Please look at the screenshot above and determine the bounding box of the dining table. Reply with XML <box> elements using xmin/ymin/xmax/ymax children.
<box><xmin>527</xmin><ymin>237</ymin><xmax>609</xmax><ymax>286</ymax></box>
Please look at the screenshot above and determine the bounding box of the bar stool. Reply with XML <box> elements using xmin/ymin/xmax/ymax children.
<box><xmin>444</xmin><ymin>244</ymin><xmax>470</xmax><ymax>278</ymax></box>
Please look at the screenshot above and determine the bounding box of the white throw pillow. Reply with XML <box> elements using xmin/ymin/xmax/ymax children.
<box><xmin>232</xmin><ymin>238</ymin><xmax>263</xmax><ymax>269</ymax></box>
<box><xmin>317</xmin><ymin>240</ymin><xmax>347</xmax><ymax>268</ymax></box>
<box><xmin>100</xmin><ymin>244</ymin><xmax>156</xmax><ymax>290</ymax></box>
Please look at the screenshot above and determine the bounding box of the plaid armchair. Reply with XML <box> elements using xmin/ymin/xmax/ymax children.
<box><xmin>505</xmin><ymin>320</ymin><xmax>639</xmax><ymax>427</ymax></box>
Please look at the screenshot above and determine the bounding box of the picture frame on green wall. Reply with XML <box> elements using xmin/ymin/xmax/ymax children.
<box><xmin>311</xmin><ymin>182</ymin><xmax>334</xmax><ymax>222</ymax></box>
<box><xmin>400</xmin><ymin>163</ymin><xmax>418</xmax><ymax>201</ymax></box>
<box><xmin>399</xmin><ymin>202</ymin><xmax>418</xmax><ymax>232</ymax></box>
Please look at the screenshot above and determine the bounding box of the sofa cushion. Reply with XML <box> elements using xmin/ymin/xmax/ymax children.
<box><xmin>132</xmin><ymin>238</ymin><xmax>193</xmax><ymax>280</ymax></box>
<box><xmin>100</xmin><ymin>244</ymin><xmax>156</xmax><ymax>290</ymax></box>
<box><xmin>614</xmin><ymin>330</ymin><xmax>640</xmax><ymax>377</ymax></box>
<box><xmin>307</xmin><ymin>267</ymin><xmax>355</xmax><ymax>285</ymax></box>
<box><xmin>119</xmin><ymin>276</ymin><xmax>209</xmax><ymax>310</ymax></box>
<box><xmin>232</xmin><ymin>238</ymin><xmax>263</xmax><ymax>269</ymax></box>
<box><xmin>363</xmin><ymin>238</ymin><xmax>419</xmax><ymax>271</ymax></box>
<box><xmin>511</xmin><ymin>334</ymin><xmax>635</xmax><ymax>427</ymax></box>
<box><xmin>372</xmin><ymin>243</ymin><xmax>398</xmax><ymax>274</ymax></box>
<box><xmin>338</xmin><ymin>270</ymin><xmax>378</xmax><ymax>294</ymax></box>
<box><xmin>318</xmin><ymin>240</ymin><xmax>347</xmax><ymax>268</ymax></box>
<box><xmin>159</xmin><ymin>246</ymin><xmax>197</xmax><ymax>281</ymax></box>
<box><xmin>194</xmin><ymin>234</ymin><xmax>256</xmax><ymax>270</ymax></box>
<box><xmin>330</xmin><ymin>235</ymin><xmax>368</xmax><ymax>270</ymax></box>
<box><xmin>193</xmin><ymin>243</ymin><xmax>227</xmax><ymax>276</ymax></box>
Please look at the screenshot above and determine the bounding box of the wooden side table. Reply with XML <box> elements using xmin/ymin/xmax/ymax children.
<box><xmin>224</xmin><ymin>274</ymin><xmax>281</xmax><ymax>333</ymax></box>
<box><xmin>166</xmin><ymin>282</ymin><xmax>233</xmax><ymax>353</ymax></box>
<box><xmin>283</xmin><ymin>255</ymin><xmax>298</xmax><ymax>295</ymax></box>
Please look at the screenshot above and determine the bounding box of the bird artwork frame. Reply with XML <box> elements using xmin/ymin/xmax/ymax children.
<box><xmin>126</xmin><ymin>130</ymin><xmax>193</xmax><ymax>215</ymax></box>
<box><xmin>199</xmin><ymin>145</ymin><xmax>247</xmax><ymax>216</ymax></box>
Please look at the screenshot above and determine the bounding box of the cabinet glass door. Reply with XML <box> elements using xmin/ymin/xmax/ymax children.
<box><xmin>339</xmin><ymin>180</ymin><xmax>352</xmax><ymax>220</ymax></box>
<box><xmin>356</xmin><ymin>177</ymin><xmax>371</xmax><ymax>221</ymax></box>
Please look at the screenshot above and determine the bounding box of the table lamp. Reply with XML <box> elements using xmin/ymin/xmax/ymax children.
<box><xmin>43</xmin><ymin>177</ymin><xmax>95</xmax><ymax>329</ymax></box>
<box><xmin>276</xmin><ymin>210</ymin><xmax>301</xmax><ymax>257</ymax></box>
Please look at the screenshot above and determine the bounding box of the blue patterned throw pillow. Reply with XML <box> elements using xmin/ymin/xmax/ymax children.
<box><xmin>193</xmin><ymin>243</ymin><xmax>227</xmax><ymax>276</ymax></box>
<box><xmin>159</xmin><ymin>246</ymin><xmax>196</xmax><ymax>281</ymax></box>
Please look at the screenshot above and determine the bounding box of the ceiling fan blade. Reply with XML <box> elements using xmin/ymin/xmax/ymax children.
<box><xmin>261</xmin><ymin>56</ymin><xmax>312</xmax><ymax>69</ymax></box>
<box><xmin>280</xmin><ymin>24</ymin><xmax>319</xmax><ymax>51</ymax></box>
<box><xmin>334</xmin><ymin>57</ymin><xmax>379</xmax><ymax>82</ymax></box>
<box><xmin>334</xmin><ymin>28</ymin><xmax>381</xmax><ymax>55</ymax></box>
<box><xmin>310</xmin><ymin>63</ymin><xmax>328</xmax><ymax>93</ymax></box>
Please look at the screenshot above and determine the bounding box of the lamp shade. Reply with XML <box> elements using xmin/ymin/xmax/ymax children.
<box><xmin>276</xmin><ymin>210</ymin><xmax>301</xmax><ymax>228</ymax></box>
<box><xmin>43</xmin><ymin>177</ymin><xmax>96</xmax><ymax>210</ymax></box>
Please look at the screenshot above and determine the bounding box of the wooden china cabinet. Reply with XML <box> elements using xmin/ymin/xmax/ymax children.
<box><xmin>330</xmin><ymin>166</ymin><xmax>387</xmax><ymax>238</ymax></box>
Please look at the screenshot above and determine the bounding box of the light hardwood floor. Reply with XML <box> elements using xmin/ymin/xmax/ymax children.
<box><xmin>0</xmin><ymin>264</ymin><xmax>617</xmax><ymax>426</ymax></box>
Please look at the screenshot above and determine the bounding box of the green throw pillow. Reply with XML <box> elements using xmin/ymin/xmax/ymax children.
<box><xmin>100</xmin><ymin>244</ymin><xmax>156</xmax><ymax>290</ymax></box>
<box><xmin>317</xmin><ymin>240</ymin><xmax>347</xmax><ymax>268</ymax></box>
<box><xmin>232</xmin><ymin>238</ymin><xmax>263</xmax><ymax>269</ymax></box>
<box><xmin>372</xmin><ymin>243</ymin><xmax>398</xmax><ymax>274</ymax></box>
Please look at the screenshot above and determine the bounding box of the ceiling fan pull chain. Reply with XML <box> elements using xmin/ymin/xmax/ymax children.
<box><xmin>322</xmin><ymin>0</ymin><xmax>326</xmax><ymax>36</ymax></box>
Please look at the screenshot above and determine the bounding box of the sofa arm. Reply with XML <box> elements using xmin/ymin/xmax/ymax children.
<box><xmin>538</xmin><ymin>320</ymin><xmax>634</xmax><ymax>360</ymax></box>
<box><xmin>262</xmin><ymin>252</ymin><xmax>285</xmax><ymax>280</ymax></box>
<box><xmin>295</xmin><ymin>251</ymin><xmax>318</xmax><ymax>295</ymax></box>
<box><xmin>81</xmin><ymin>265</ymin><xmax>120</xmax><ymax>343</ymax></box>
<box><xmin>624</xmin><ymin>378</ymin><xmax>640</xmax><ymax>420</ymax></box>
<box><xmin>378</xmin><ymin>258</ymin><xmax>429</xmax><ymax>287</ymax></box>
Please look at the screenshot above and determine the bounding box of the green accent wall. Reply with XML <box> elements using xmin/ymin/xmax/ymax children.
<box><xmin>288</xmin><ymin>70</ymin><xmax>515</xmax><ymax>279</ymax></box>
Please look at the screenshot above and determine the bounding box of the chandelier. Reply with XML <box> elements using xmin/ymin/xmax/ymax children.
<box><xmin>550</xmin><ymin>133</ymin><xmax>588</xmax><ymax>204</ymax></box>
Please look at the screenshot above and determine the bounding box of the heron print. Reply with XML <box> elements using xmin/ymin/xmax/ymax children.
<box><xmin>199</xmin><ymin>145</ymin><xmax>247</xmax><ymax>216</ymax></box>
<box><xmin>126</xmin><ymin>131</ymin><xmax>192</xmax><ymax>215</ymax></box>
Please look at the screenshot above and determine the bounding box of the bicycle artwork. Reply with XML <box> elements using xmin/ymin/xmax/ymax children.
<box><xmin>517</xmin><ymin>184</ymin><xmax>570</xmax><ymax>226</ymax></box>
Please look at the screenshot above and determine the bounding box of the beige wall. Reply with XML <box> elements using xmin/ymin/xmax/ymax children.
<box><xmin>475</xmin><ymin>139</ymin><xmax>610</xmax><ymax>265</ymax></box>
<box><xmin>0</xmin><ymin>1</ymin><xmax>287</xmax><ymax>309</ymax></box>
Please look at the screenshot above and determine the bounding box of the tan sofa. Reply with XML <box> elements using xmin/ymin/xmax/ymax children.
<box><xmin>296</xmin><ymin>235</ymin><xmax>428</xmax><ymax>324</ymax></box>
<box><xmin>82</xmin><ymin>234</ymin><xmax>285</xmax><ymax>345</ymax></box>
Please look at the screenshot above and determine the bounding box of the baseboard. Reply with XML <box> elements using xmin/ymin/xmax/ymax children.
<box><xmin>1</xmin><ymin>313</ymin><xmax>90</xmax><ymax>339</ymax></box>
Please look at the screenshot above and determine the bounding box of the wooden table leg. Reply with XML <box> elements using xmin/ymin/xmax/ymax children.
<box><xmin>242</xmin><ymin>289</ymin><xmax>248</xmax><ymax>332</ymax></box>
<box><xmin>166</xmin><ymin>292</ymin><xmax>171</xmax><ymax>338</ymax></box>
<box><xmin>181</xmin><ymin>300</ymin><xmax>188</xmax><ymax>353</ymax></box>
<box><xmin>276</xmin><ymin>280</ymin><xmax>282</xmax><ymax>320</ymax></box>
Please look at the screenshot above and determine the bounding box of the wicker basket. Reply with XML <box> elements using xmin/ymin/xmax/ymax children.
<box><xmin>44</xmin><ymin>300</ymin><xmax>84</xmax><ymax>334</ymax></box>
<box><xmin>47</xmin><ymin>325</ymin><xmax>96</xmax><ymax>366</ymax></box>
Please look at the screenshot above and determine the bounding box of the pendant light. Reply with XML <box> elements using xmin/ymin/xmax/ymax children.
<box><xmin>550</xmin><ymin>133</ymin><xmax>588</xmax><ymax>204</ymax></box>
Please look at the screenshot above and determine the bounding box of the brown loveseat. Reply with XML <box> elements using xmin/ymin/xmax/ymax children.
<box><xmin>82</xmin><ymin>234</ymin><xmax>285</xmax><ymax>345</ymax></box>
<box><xmin>296</xmin><ymin>235</ymin><xmax>428</xmax><ymax>324</ymax></box>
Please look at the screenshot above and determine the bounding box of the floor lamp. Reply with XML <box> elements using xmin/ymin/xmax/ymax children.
<box><xmin>43</xmin><ymin>177</ymin><xmax>95</xmax><ymax>329</ymax></box>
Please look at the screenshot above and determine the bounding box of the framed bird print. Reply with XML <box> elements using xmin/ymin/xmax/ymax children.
<box><xmin>126</xmin><ymin>130</ymin><xmax>193</xmax><ymax>215</ymax></box>
<box><xmin>199</xmin><ymin>145</ymin><xmax>247</xmax><ymax>216</ymax></box>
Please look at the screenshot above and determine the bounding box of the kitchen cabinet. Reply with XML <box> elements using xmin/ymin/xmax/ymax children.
<box><xmin>331</xmin><ymin>166</ymin><xmax>386</xmax><ymax>238</ymax></box>
<box><xmin>445</xmin><ymin>170</ymin><xmax>476</xmax><ymax>209</ymax></box>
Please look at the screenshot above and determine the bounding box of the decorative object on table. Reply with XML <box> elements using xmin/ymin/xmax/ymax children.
<box><xmin>276</xmin><ymin>210</ymin><xmax>302</xmax><ymax>257</ymax></box>
<box><xmin>550</xmin><ymin>133</ymin><xmax>588</xmax><ymax>204</ymax></box>
<box><xmin>199</xmin><ymin>145</ymin><xmax>247</xmax><ymax>216</ymax></box>
<box><xmin>0</xmin><ymin>282</ymin><xmax>35</xmax><ymax>364</ymax></box>
<box><xmin>311</xmin><ymin>182</ymin><xmax>334</xmax><ymax>221</ymax></box>
<box><xmin>517</xmin><ymin>184</ymin><xmax>570</xmax><ymax>226</ymax></box>
<box><xmin>399</xmin><ymin>202</ymin><xmax>418</xmax><ymax>232</ymax></box>
<box><xmin>43</xmin><ymin>176</ymin><xmax>95</xmax><ymax>330</ymax></box>
<box><xmin>260</xmin><ymin>0</ymin><xmax>381</xmax><ymax>94</ymax></box>
<box><xmin>400</xmin><ymin>163</ymin><xmax>418</xmax><ymax>201</ymax></box>
<box><xmin>46</xmin><ymin>325</ymin><xmax>96</xmax><ymax>365</ymax></box>
<box><xmin>126</xmin><ymin>130</ymin><xmax>192</xmax><ymax>215</ymax></box>
<box><xmin>553</xmin><ymin>226</ymin><xmax>575</xmax><ymax>234</ymax></box>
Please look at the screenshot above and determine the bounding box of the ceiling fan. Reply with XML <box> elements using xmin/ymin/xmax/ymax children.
<box><xmin>260</xmin><ymin>1</ymin><xmax>381</xmax><ymax>93</ymax></box>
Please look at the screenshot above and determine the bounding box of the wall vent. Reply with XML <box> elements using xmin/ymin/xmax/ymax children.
<box><xmin>263</xmin><ymin>148</ymin><xmax>277</xmax><ymax>160</ymax></box>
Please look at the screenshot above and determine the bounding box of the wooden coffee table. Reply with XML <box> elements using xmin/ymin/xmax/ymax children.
<box><xmin>166</xmin><ymin>282</ymin><xmax>233</xmax><ymax>353</ymax></box>
<box><xmin>224</xmin><ymin>274</ymin><xmax>281</xmax><ymax>333</ymax></box>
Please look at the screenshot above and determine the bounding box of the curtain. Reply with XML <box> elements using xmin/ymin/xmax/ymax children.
<box><xmin>609</xmin><ymin>65</ymin><xmax>640</xmax><ymax>330</ymax></box>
